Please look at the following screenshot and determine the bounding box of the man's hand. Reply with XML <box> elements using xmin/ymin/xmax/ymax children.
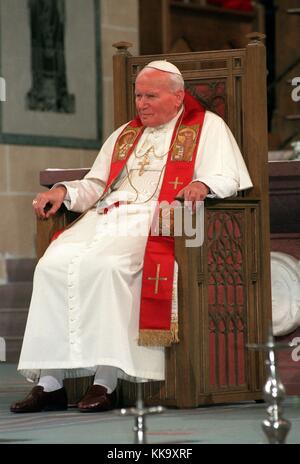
<box><xmin>32</xmin><ymin>186</ymin><xmax>67</xmax><ymax>219</ymax></box>
<box><xmin>176</xmin><ymin>181</ymin><xmax>210</xmax><ymax>212</ymax></box>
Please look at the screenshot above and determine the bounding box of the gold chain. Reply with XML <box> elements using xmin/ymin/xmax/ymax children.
<box><xmin>124</xmin><ymin>163</ymin><xmax>167</xmax><ymax>204</ymax></box>
<box><xmin>134</xmin><ymin>110</ymin><xmax>184</xmax><ymax>162</ymax></box>
<box><xmin>134</xmin><ymin>142</ymin><xmax>168</xmax><ymax>161</ymax></box>
<box><xmin>108</xmin><ymin>110</ymin><xmax>185</xmax><ymax>205</ymax></box>
<box><xmin>134</xmin><ymin>143</ymin><xmax>154</xmax><ymax>159</ymax></box>
<box><xmin>113</xmin><ymin>159</ymin><xmax>167</xmax><ymax>205</ymax></box>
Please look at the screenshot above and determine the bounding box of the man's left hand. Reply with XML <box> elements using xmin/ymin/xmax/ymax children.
<box><xmin>176</xmin><ymin>181</ymin><xmax>210</xmax><ymax>212</ymax></box>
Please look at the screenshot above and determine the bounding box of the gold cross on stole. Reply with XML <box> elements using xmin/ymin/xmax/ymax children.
<box><xmin>138</xmin><ymin>155</ymin><xmax>150</xmax><ymax>176</ymax></box>
<box><xmin>147</xmin><ymin>264</ymin><xmax>168</xmax><ymax>294</ymax></box>
<box><xmin>168</xmin><ymin>177</ymin><xmax>184</xmax><ymax>190</ymax></box>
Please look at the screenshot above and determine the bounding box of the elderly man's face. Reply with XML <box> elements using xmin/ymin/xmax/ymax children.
<box><xmin>135</xmin><ymin>69</ymin><xmax>184</xmax><ymax>127</ymax></box>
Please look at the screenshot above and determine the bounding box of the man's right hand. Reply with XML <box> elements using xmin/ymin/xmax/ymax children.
<box><xmin>32</xmin><ymin>186</ymin><xmax>67</xmax><ymax>220</ymax></box>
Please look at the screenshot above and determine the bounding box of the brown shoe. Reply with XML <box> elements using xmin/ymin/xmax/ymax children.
<box><xmin>78</xmin><ymin>385</ymin><xmax>116</xmax><ymax>412</ymax></box>
<box><xmin>10</xmin><ymin>386</ymin><xmax>68</xmax><ymax>413</ymax></box>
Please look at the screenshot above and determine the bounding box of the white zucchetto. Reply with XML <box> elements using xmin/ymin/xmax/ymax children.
<box><xmin>145</xmin><ymin>60</ymin><xmax>182</xmax><ymax>76</ymax></box>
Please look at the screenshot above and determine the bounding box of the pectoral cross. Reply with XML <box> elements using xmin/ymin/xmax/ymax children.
<box><xmin>168</xmin><ymin>177</ymin><xmax>184</xmax><ymax>190</ymax></box>
<box><xmin>147</xmin><ymin>264</ymin><xmax>168</xmax><ymax>294</ymax></box>
<box><xmin>138</xmin><ymin>155</ymin><xmax>150</xmax><ymax>176</ymax></box>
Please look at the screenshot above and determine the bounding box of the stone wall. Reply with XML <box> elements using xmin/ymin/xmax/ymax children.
<box><xmin>101</xmin><ymin>0</ymin><xmax>139</xmax><ymax>139</ymax></box>
<box><xmin>0</xmin><ymin>0</ymin><xmax>139</xmax><ymax>281</ymax></box>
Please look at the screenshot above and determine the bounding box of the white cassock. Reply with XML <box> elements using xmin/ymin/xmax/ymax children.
<box><xmin>18</xmin><ymin>109</ymin><xmax>252</xmax><ymax>383</ymax></box>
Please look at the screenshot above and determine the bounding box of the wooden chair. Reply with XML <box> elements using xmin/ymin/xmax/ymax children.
<box><xmin>37</xmin><ymin>33</ymin><xmax>271</xmax><ymax>408</ymax></box>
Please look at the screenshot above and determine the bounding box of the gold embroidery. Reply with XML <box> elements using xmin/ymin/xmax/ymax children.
<box><xmin>171</xmin><ymin>125</ymin><xmax>198</xmax><ymax>161</ymax></box>
<box><xmin>113</xmin><ymin>128</ymin><xmax>141</xmax><ymax>161</ymax></box>
<box><xmin>147</xmin><ymin>263</ymin><xmax>168</xmax><ymax>294</ymax></box>
<box><xmin>168</xmin><ymin>177</ymin><xmax>184</xmax><ymax>190</ymax></box>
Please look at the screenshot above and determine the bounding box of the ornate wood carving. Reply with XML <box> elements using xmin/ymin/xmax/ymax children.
<box><xmin>186</xmin><ymin>80</ymin><xmax>226</xmax><ymax>119</ymax></box>
<box><xmin>207</xmin><ymin>210</ymin><xmax>247</xmax><ymax>389</ymax></box>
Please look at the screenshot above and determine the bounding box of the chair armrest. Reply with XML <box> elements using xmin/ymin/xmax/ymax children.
<box><xmin>36</xmin><ymin>168</ymin><xmax>91</xmax><ymax>259</ymax></box>
<box><xmin>40</xmin><ymin>168</ymin><xmax>91</xmax><ymax>188</ymax></box>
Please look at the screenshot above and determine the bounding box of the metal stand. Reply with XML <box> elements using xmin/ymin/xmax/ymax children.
<box><xmin>117</xmin><ymin>383</ymin><xmax>165</xmax><ymax>444</ymax></box>
<box><xmin>248</xmin><ymin>328</ymin><xmax>295</xmax><ymax>444</ymax></box>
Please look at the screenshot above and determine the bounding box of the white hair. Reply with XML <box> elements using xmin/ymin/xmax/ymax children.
<box><xmin>137</xmin><ymin>67</ymin><xmax>185</xmax><ymax>92</ymax></box>
<box><xmin>167</xmin><ymin>72</ymin><xmax>185</xmax><ymax>92</ymax></box>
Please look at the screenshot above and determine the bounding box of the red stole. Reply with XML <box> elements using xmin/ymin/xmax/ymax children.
<box><xmin>107</xmin><ymin>91</ymin><xmax>205</xmax><ymax>346</ymax></box>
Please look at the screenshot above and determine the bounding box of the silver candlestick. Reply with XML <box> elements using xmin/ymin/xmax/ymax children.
<box><xmin>117</xmin><ymin>383</ymin><xmax>165</xmax><ymax>444</ymax></box>
<box><xmin>247</xmin><ymin>327</ymin><xmax>295</xmax><ymax>444</ymax></box>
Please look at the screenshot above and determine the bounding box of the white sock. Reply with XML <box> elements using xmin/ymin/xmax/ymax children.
<box><xmin>94</xmin><ymin>365</ymin><xmax>118</xmax><ymax>394</ymax></box>
<box><xmin>38</xmin><ymin>369</ymin><xmax>64</xmax><ymax>392</ymax></box>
